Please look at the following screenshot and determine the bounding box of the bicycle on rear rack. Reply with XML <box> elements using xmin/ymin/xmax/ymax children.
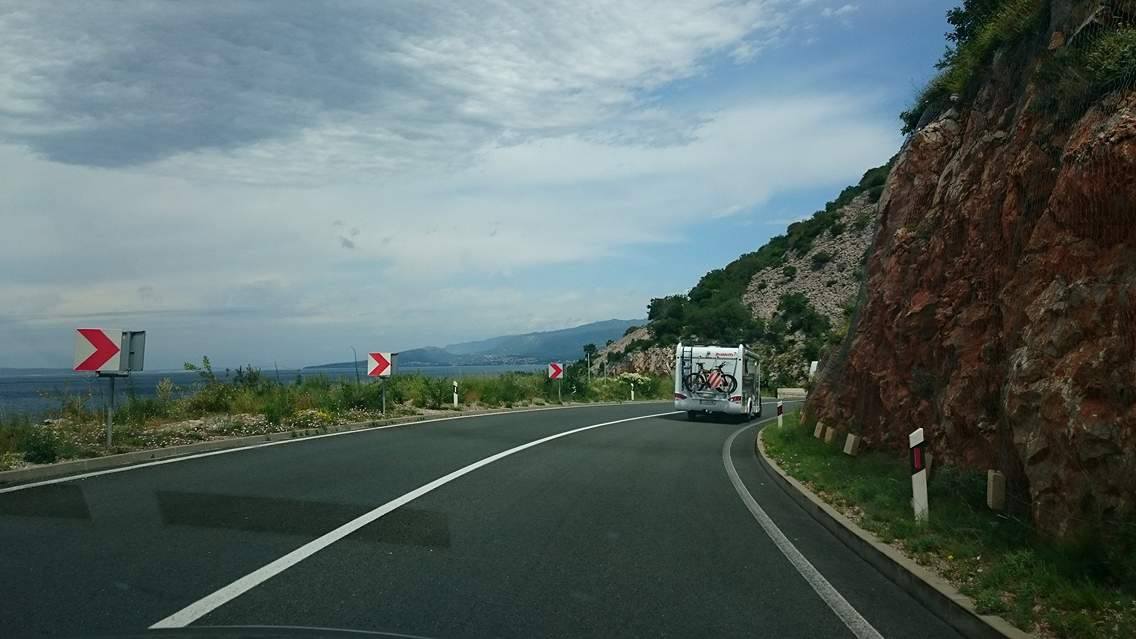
<box><xmin>682</xmin><ymin>362</ymin><xmax>738</xmax><ymax>394</ymax></box>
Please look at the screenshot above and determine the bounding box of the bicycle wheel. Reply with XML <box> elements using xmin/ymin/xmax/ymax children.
<box><xmin>720</xmin><ymin>374</ymin><xmax>738</xmax><ymax>394</ymax></box>
<box><xmin>683</xmin><ymin>373</ymin><xmax>705</xmax><ymax>392</ymax></box>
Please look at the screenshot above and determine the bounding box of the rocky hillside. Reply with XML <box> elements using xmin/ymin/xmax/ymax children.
<box><xmin>808</xmin><ymin>0</ymin><xmax>1136</xmax><ymax>540</ymax></box>
<box><xmin>743</xmin><ymin>192</ymin><xmax>879</xmax><ymax>326</ymax></box>
<box><xmin>595</xmin><ymin>165</ymin><xmax>888</xmax><ymax>383</ymax></box>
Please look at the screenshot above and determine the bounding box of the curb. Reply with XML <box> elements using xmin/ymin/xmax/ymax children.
<box><xmin>754</xmin><ymin>426</ymin><xmax>1033</xmax><ymax>639</ymax></box>
<box><xmin>0</xmin><ymin>400</ymin><xmax>667</xmax><ymax>489</ymax></box>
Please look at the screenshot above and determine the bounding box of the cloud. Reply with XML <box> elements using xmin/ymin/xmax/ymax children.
<box><xmin>0</xmin><ymin>0</ymin><xmax>905</xmax><ymax>368</ymax></box>
<box><xmin>0</xmin><ymin>1</ymin><xmax>784</xmax><ymax>179</ymax></box>
<box><xmin>821</xmin><ymin>4</ymin><xmax>859</xmax><ymax>18</ymax></box>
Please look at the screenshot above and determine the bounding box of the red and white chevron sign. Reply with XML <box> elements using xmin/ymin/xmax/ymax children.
<box><xmin>73</xmin><ymin>328</ymin><xmax>122</xmax><ymax>372</ymax></box>
<box><xmin>548</xmin><ymin>362</ymin><xmax>563</xmax><ymax>380</ymax></box>
<box><xmin>368</xmin><ymin>352</ymin><xmax>393</xmax><ymax>377</ymax></box>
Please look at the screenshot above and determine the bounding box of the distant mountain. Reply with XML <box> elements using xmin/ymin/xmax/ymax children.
<box><xmin>306</xmin><ymin>318</ymin><xmax>645</xmax><ymax>369</ymax></box>
<box><xmin>444</xmin><ymin>319</ymin><xmax>644</xmax><ymax>359</ymax></box>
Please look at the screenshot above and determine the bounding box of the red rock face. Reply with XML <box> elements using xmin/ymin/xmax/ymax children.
<box><xmin>809</xmin><ymin>28</ymin><xmax>1136</xmax><ymax>537</ymax></box>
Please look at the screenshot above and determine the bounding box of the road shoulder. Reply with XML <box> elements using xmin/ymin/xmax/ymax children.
<box><xmin>754</xmin><ymin>426</ymin><xmax>1032</xmax><ymax>639</ymax></box>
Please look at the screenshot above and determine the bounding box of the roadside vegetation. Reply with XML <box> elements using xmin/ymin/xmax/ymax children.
<box><xmin>0</xmin><ymin>357</ymin><xmax>670</xmax><ymax>470</ymax></box>
<box><xmin>902</xmin><ymin>0</ymin><xmax>1136</xmax><ymax>134</ymax></box>
<box><xmin>764</xmin><ymin>412</ymin><xmax>1136</xmax><ymax>638</ymax></box>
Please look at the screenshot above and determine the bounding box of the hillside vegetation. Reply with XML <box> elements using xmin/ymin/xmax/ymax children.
<box><xmin>902</xmin><ymin>0</ymin><xmax>1136</xmax><ymax>132</ymax></box>
<box><xmin>601</xmin><ymin>161</ymin><xmax>890</xmax><ymax>385</ymax></box>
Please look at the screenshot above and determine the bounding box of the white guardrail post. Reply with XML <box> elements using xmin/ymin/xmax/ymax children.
<box><xmin>909</xmin><ymin>428</ymin><xmax>929</xmax><ymax>523</ymax></box>
<box><xmin>777</xmin><ymin>400</ymin><xmax>784</xmax><ymax>427</ymax></box>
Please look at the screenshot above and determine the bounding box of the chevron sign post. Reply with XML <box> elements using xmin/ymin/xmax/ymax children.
<box><xmin>74</xmin><ymin>328</ymin><xmax>146</xmax><ymax>448</ymax></box>
<box><xmin>368</xmin><ymin>352</ymin><xmax>396</xmax><ymax>415</ymax></box>
<box><xmin>549</xmin><ymin>362</ymin><xmax>563</xmax><ymax>403</ymax></box>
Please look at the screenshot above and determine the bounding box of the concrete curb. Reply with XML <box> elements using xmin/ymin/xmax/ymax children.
<box><xmin>754</xmin><ymin>426</ymin><xmax>1033</xmax><ymax>639</ymax></box>
<box><xmin>0</xmin><ymin>400</ymin><xmax>667</xmax><ymax>489</ymax></box>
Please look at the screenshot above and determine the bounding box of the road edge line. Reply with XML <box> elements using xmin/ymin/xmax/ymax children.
<box><xmin>753</xmin><ymin>426</ymin><xmax>1032</xmax><ymax>639</ymax></box>
<box><xmin>0</xmin><ymin>401</ymin><xmax>668</xmax><ymax>493</ymax></box>
<box><xmin>150</xmin><ymin>409</ymin><xmax>679</xmax><ymax>628</ymax></box>
<box><xmin>724</xmin><ymin>422</ymin><xmax>884</xmax><ymax>639</ymax></box>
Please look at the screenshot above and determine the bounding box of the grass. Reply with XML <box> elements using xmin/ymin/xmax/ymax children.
<box><xmin>763</xmin><ymin>412</ymin><xmax>1136</xmax><ymax>638</ymax></box>
<box><xmin>902</xmin><ymin>0</ymin><xmax>1046</xmax><ymax>134</ymax></box>
<box><xmin>0</xmin><ymin>370</ymin><xmax>674</xmax><ymax>467</ymax></box>
<box><xmin>1036</xmin><ymin>26</ymin><xmax>1136</xmax><ymax>124</ymax></box>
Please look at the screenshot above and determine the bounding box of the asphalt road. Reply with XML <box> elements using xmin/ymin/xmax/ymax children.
<box><xmin>0</xmin><ymin>402</ymin><xmax>965</xmax><ymax>638</ymax></box>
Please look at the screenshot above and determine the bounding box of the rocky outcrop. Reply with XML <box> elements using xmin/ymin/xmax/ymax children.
<box><xmin>592</xmin><ymin>328</ymin><xmax>672</xmax><ymax>376</ymax></box>
<box><xmin>743</xmin><ymin>192</ymin><xmax>879</xmax><ymax>326</ymax></box>
<box><xmin>808</xmin><ymin>2</ymin><xmax>1136</xmax><ymax>538</ymax></box>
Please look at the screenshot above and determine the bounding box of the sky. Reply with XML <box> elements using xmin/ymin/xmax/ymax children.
<box><xmin>0</xmin><ymin>0</ymin><xmax>958</xmax><ymax>369</ymax></box>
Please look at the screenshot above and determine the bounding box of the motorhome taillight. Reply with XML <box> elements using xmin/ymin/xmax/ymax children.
<box><xmin>674</xmin><ymin>393</ymin><xmax>687</xmax><ymax>400</ymax></box>
<box><xmin>729</xmin><ymin>395</ymin><xmax>742</xmax><ymax>403</ymax></box>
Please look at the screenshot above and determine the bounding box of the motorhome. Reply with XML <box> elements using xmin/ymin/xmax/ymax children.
<box><xmin>674</xmin><ymin>343</ymin><xmax>762</xmax><ymax>420</ymax></box>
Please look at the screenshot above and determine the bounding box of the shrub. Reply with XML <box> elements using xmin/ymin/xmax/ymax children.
<box><xmin>1085</xmin><ymin>28</ymin><xmax>1136</xmax><ymax>91</ymax></box>
<box><xmin>781</xmin><ymin>265</ymin><xmax>797</xmax><ymax>279</ymax></box>
<box><xmin>183</xmin><ymin>383</ymin><xmax>233</xmax><ymax>415</ymax></box>
<box><xmin>119</xmin><ymin>394</ymin><xmax>170</xmax><ymax>426</ymax></box>
<box><xmin>22</xmin><ymin>427</ymin><xmax>61</xmax><ymax>464</ymax></box>
<box><xmin>810</xmin><ymin>251</ymin><xmax>833</xmax><ymax>271</ymax></box>
<box><xmin>0</xmin><ymin>451</ymin><xmax>23</xmax><ymax>471</ymax></box>
<box><xmin>418</xmin><ymin>377</ymin><xmax>451</xmax><ymax>409</ymax></box>
<box><xmin>262</xmin><ymin>390</ymin><xmax>295</xmax><ymax>425</ymax></box>
<box><xmin>625</xmin><ymin>339</ymin><xmax>652</xmax><ymax>353</ymax></box>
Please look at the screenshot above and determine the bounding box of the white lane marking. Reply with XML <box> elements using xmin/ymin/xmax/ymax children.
<box><xmin>151</xmin><ymin>410</ymin><xmax>679</xmax><ymax>628</ymax></box>
<box><xmin>0</xmin><ymin>402</ymin><xmax>667</xmax><ymax>494</ymax></box>
<box><xmin>723</xmin><ymin>423</ymin><xmax>884</xmax><ymax>639</ymax></box>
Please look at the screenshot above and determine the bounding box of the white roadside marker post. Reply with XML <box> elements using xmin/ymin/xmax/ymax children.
<box><xmin>453</xmin><ymin>381</ymin><xmax>459</xmax><ymax>408</ymax></box>
<box><xmin>909</xmin><ymin>428</ymin><xmax>929</xmax><ymax>523</ymax></box>
<box><xmin>777</xmin><ymin>401</ymin><xmax>784</xmax><ymax>428</ymax></box>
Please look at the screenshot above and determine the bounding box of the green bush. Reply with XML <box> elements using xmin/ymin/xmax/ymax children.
<box><xmin>182</xmin><ymin>382</ymin><xmax>234</xmax><ymax>415</ymax></box>
<box><xmin>781</xmin><ymin>265</ymin><xmax>797</xmax><ymax>279</ymax></box>
<box><xmin>22</xmin><ymin>427</ymin><xmax>61</xmax><ymax>464</ymax></box>
<box><xmin>1085</xmin><ymin>28</ymin><xmax>1136</xmax><ymax>90</ymax></box>
<box><xmin>625</xmin><ymin>339</ymin><xmax>653</xmax><ymax>353</ymax></box>
<box><xmin>118</xmin><ymin>394</ymin><xmax>170</xmax><ymax>426</ymax></box>
<box><xmin>261</xmin><ymin>389</ymin><xmax>295</xmax><ymax>425</ymax></box>
<box><xmin>810</xmin><ymin>251</ymin><xmax>833</xmax><ymax>271</ymax></box>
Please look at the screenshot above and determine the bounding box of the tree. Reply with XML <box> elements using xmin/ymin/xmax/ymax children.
<box><xmin>582</xmin><ymin>343</ymin><xmax>597</xmax><ymax>357</ymax></box>
<box><xmin>647</xmin><ymin>295</ymin><xmax>687</xmax><ymax>344</ymax></box>
<box><xmin>937</xmin><ymin>0</ymin><xmax>1007</xmax><ymax>69</ymax></box>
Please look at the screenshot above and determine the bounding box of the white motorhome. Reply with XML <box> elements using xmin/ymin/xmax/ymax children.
<box><xmin>674</xmin><ymin>343</ymin><xmax>763</xmax><ymax>421</ymax></box>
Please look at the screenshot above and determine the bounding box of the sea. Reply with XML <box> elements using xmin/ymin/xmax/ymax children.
<box><xmin>0</xmin><ymin>364</ymin><xmax>547</xmax><ymax>419</ymax></box>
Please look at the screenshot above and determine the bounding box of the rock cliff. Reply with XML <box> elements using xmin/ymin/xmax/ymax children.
<box><xmin>808</xmin><ymin>0</ymin><xmax>1136</xmax><ymax>538</ymax></box>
